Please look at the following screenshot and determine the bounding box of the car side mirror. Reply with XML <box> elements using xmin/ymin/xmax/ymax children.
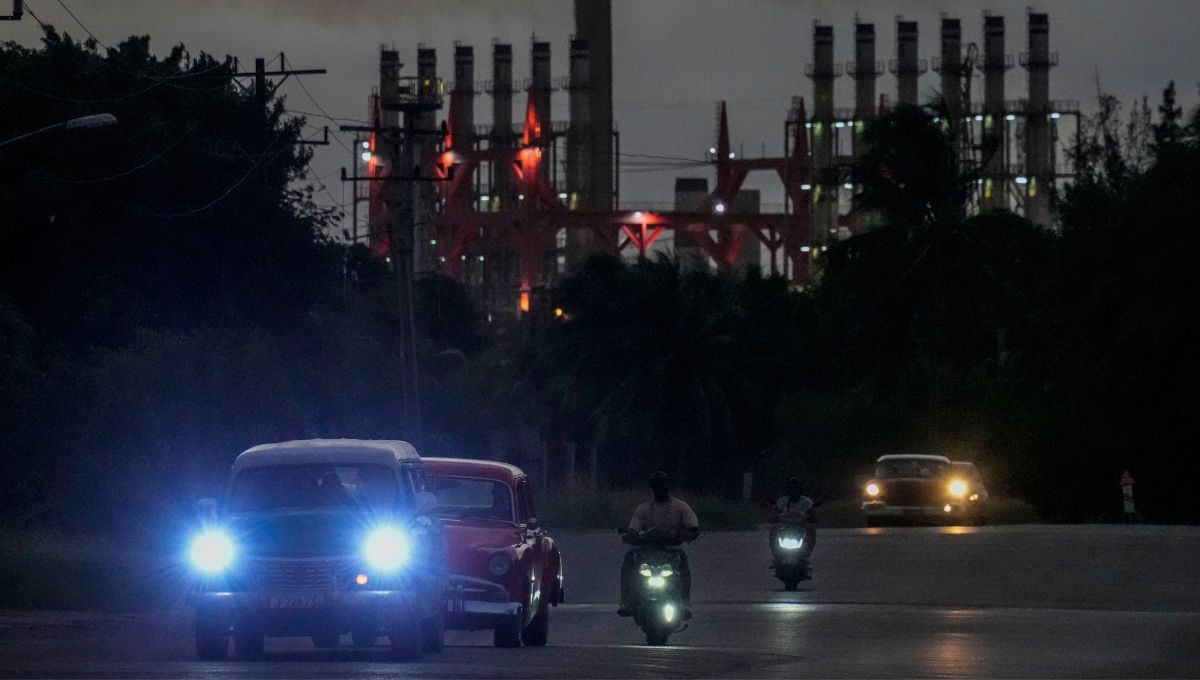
<box><xmin>526</xmin><ymin>516</ymin><xmax>539</xmax><ymax>531</ymax></box>
<box><xmin>415</xmin><ymin>491</ymin><xmax>437</xmax><ymax>515</ymax></box>
<box><xmin>196</xmin><ymin>497</ymin><xmax>218</xmax><ymax>521</ymax></box>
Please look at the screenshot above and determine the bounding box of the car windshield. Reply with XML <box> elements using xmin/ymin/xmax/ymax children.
<box><xmin>227</xmin><ymin>464</ymin><xmax>400</xmax><ymax>514</ymax></box>
<box><xmin>876</xmin><ymin>459</ymin><xmax>950</xmax><ymax>479</ymax></box>
<box><xmin>430</xmin><ymin>476</ymin><xmax>514</xmax><ymax>522</ymax></box>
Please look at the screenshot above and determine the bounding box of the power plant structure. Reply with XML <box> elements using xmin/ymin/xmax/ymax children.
<box><xmin>351</xmin><ymin>5</ymin><xmax>1078</xmax><ymax>323</ymax></box>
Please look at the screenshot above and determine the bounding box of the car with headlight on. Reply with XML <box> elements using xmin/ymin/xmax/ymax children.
<box><xmin>424</xmin><ymin>457</ymin><xmax>564</xmax><ymax>647</ymax></box>
<box><xmin>860</xmin><ymin>454</ymin><xmax>986</xmax><ymax>526</ymax></box>
<box><xmin>188</xmin><ymin>439</ymin><xmax>447</xmax><ymax>661</ymax></box>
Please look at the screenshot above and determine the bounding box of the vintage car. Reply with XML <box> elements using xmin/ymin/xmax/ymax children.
<box><xmin>861</xmin><ymin>453</ymin><xmax>987</xmax><ymax>526</ymax></box>
<box><xmin>424</xmin><ymin>457</ymin><xmax>564</xmax><ymax>647</ymax></box>
<box><xmin>188</xmin><ymin>439</ymin><xmax>447</xmax><ymax>661</ymax></box>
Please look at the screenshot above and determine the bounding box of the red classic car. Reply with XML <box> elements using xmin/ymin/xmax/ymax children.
<box><xmin>424</xmin><ymin>457</ymin><xmax>564</xmax><ymax>647</ymax></box>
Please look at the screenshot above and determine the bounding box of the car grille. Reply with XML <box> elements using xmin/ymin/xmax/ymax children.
<box><xmin>881</xmin><ymin>480</ymin><xmax>941</xmax><ymax>506</ymax></box>
<box><xmin>243</xmin><ymin>557</ymin><xmax>355</xmax><ymax>591</ymax></box>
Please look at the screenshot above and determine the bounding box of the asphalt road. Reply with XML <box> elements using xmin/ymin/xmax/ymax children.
<box><xmin>1</xmin><ymin>525</ymin><xmax>1198</xmax><ymax>678</ymax></box>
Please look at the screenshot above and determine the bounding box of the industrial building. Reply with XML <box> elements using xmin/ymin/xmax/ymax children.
<box><xmin>352</xmin><ymin>4</ymin><xmax>1077</xmax><ymax>322</ymax></box>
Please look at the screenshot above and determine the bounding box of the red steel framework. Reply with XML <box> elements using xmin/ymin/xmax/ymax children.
<box><xmin>405</xmin><ymin>90</ymin><xmax>832</xmax><ymax>301</ymax></box>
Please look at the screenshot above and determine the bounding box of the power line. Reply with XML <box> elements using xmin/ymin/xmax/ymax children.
<box><xmin>284</xmin><ymin>55</ymin><xmax>353</xmax><ymax>156</ymax></box>
<box><xmin>287</xmin><ymin>109</ymin><xmax>371</xmax><ymax>126</ymax></box>
<box><xmin>49</xmin><ymin>130</ymin><xmax>190</xmax><ymax>184</ymax></box>
<box><xmin>136</xmin><ymin>130</ymin><xmax>289</xmax><ymax>218</ymax></box>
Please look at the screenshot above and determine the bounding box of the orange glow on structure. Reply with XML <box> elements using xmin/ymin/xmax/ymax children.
<box><xmin>519</xmin><ymin>290</ymin><xmax>531</xmax><ymax>313</ymax></box>
<box><xmin>439</xmin><ymin>151</ymin><xmax>456</xmax><ymax>177</ymax></box>
<box><xmin>522</xmin><ymin>93</ymin><xmax>542</xmax><ymax>146</ymax></box>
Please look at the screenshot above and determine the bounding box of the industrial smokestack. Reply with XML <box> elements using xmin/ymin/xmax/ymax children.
<box><xmin>981</xmin><ymin>14</ymin><xmax>1010</xmax><ymax>210</ymax></box>
<box><xmin>893</xmin><ymin>20</ymin><xmax>922</xmax><ymax>106</ymax></box>
<box><xmin>937</xmin><ymin>18</ymin><xmax>963</xmax><ymax>121</ymax></box>
<box><xmin>415</xmin><ymin>47</ymin><xmax>438</xmax><ymax>273</ymax></box>
<box><xmin>490</xmin><ymin>43</ymin><xmax>514</xmax><ymax>207</ymax></box>
<box><xmin>808</xmin><ymin>23</ymin><xmax>838</xmax><ymax>245</ymax></box>
<box><xmin>574</xmin><ymin>0</ymin><xmax>613</xmax><ymax>211</ymax></box>
<box><xmin>1023</xmin><ymin>13</ymin><xmax>1055</xmax><ymax>225</ymax></box>
<box><xmin>567</xmin><ymin>38</ymin><xmax>591</xmax><ymax>212</ymax></box>
<box><xmin>852</xmin><ymin>23</ymin><xmax>878</xmax><ymax>125</ymax></box>
<box><xmin>451</xmin><ymin>44</ymin><xmax>474</xmax><ymax>148</ymax></box>
<box><xmin>850</xmin><ymin>21</ymin><xmax>880</xmax><ymax>164</ymax></box>
<box><xmin>530</xmin><ymin>41</ymin><xmax>552</xmax><ymax>181</ymax></box>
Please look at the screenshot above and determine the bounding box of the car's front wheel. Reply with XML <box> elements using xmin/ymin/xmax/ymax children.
<box><xmin>233</xmin><ymin>628</ymin><xmax>265</xmax><ymax>659</ymax></box>
<box><xmin>523</xmin><ymin>603</ymin><xmax>549</xmax><ymax>646</ymax></box>
<box><xmin>194</xmin><ymin>610</ymin><xmax>229</xmax><ymax>661</ymax></box>
<box><xmin>389</xmin><ymin>618</ymin><xmax>423</xmax><ymax>661</ymax></box>
<box><xmin>421</xmin><ymin>609</ymin><xmax>445</xmax><ymax>653</ymax></box>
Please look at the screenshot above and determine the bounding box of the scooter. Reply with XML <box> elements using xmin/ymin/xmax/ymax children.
<box><xmin>618</xmin><ymin>528</ymin><xmax>690</xmax><ymax>646</ymax></box>
<box><xmin>770</xmin><ymin>505</ymin><xmax>817</xmax><ymax>591</ymax></box>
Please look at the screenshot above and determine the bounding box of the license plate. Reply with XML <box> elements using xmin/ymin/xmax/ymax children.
<box><xmin>269</xmin><ymin>594</ymin><xmax>326</xmax><ymax>609</ymax></box>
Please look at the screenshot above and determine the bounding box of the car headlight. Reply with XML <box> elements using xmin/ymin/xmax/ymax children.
<box><xmin>948</xmin><ymin>479</ymin><xmax>968</xmax><ymax>498</ymax></box>
<box><xmin>865</xmin><ymin>482</ymin><xmax>881</xmax><ymax>497</ymax></box>
<box><xmin>364</xmin><ymin>526</ymin><xmax>411</xmax><ymax>572</ymax></box>
<box><xmin>189</xmin><ymin>530</ymin><xmax>235</xmax><ymax>573</ymax></box>
<box><xmin>488</xmin><ymin>553</ymin><xmax>512</xmax><ymax>577</ymax></box>
<box><xmin>777</xmin><ymin>535</ymin><xmax>804</xmax><ymax>550</ymax></box>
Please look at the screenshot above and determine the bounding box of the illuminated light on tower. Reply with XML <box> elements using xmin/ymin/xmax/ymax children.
<box><xmin>519</xmin><ymin>289</ymin><xmax>531</xmax><ymax>313</ymax></box>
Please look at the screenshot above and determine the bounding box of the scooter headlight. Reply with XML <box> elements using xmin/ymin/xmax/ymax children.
<box><xmin>189</xmin><ymin>530</ymin><xmax>235</xmax><ymax>573</ymax></box>
<box><xmin>364</xmin><ymin>526</ymin><xmax>411</xmax><ymax>572</ymax></box>
<box><xmin>662</xmin><ymin>603</ymin><xmax>677</xmax><ymax>623</ymax></box>
<box><xmin>777</xmin><ymin>535</ymin><xmax>804</xmax><ymax>550</ymax></box>
<box><xmin>638</xmin><ymin>563</ymin><xmax>653</xmax><ymax>577</ymax></box>
<box><xmin>646</xmin><ymin>575</ymin><xmax>666</xmax><ymax>588</ymax></box>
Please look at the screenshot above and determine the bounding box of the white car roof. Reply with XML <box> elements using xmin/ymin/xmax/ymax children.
<box><xmin>232</xmin><ymin>439</ymin><xmax>420</xmax><ymax>472</ymax></box>
<box><xmin>876</xmin><ymin>454</ymin><xmax>952</xmax><ymax>463</ymax></box>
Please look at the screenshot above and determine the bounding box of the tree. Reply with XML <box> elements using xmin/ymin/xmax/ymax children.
<box><xmin>1043</xmin><ymin>89</ymin><xmax>1200</xmax><ymax>521</ymax></box>
<box><xmin>0</xmin><ymin>27</ymin><xmax>350</xmax><ymax>529</ymax></box>
<box><xmin>533</xmin><ymin>256</ymin><xmax>804</xmax><ymax>492</ymax></box>
<box><xmin>820</xmin><ymin>106</ymin><xmax>1049</xmax><ymax>398</ymax></box>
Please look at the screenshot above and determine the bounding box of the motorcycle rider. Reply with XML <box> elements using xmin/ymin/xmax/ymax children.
<box><xmin>618</xmin><ymin>471</ymin><xmax>699</xmax><ymax>617</ymax></box>
<box><xmin>770</xmin><ymin>477</ymin><xmax>816</xmax><ymax>556</ymax></box>
<box><xmin>772</xmin><ymin>477</ymin><xmax>814</xmax><ymax>521</ymax></box>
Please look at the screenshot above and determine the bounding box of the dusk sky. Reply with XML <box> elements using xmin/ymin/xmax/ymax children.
<box><xmin>8</xmin><ymin>0</ymin><xmax>1200</xmax><ymax>219</ymax></box>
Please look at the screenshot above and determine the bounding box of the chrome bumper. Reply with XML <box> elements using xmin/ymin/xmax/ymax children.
<box><xmin>445</xmin><ymin>573</ymin><xmax>521</xmax><ymax>624</ymax></box>
<box><xmin>195</xmin><ymin>589</ymin><xmax>416</xmax><ymax>608</ymax></box>
<box><xmin>862</xmin><ymin>502</ymin><xmax>964</xmax><ymax>516</ymax></box>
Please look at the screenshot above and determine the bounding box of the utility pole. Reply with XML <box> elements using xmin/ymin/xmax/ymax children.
<box><xmin>228</xmin><ymin>54</ymin><xmax>327</xmax><ymax>185</ymax></box>
<box><xmin>338</xmin><ymin>54</ymin><xmax>449</xmax><ymax>447</ymax></box>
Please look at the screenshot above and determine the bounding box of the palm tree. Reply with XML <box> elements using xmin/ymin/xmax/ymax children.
<box><xmin>819</xmin><ymin>106</ymin><xmax>1050</xmax><ymax>399</ymax></box>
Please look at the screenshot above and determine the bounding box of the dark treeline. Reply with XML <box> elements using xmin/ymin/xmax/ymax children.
<box><xmin>1</xmin><ymin>30</ymin><xmax>1197</xmax><ymax>531</ymax></box>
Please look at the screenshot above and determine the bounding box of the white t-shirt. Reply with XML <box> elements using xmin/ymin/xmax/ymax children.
<box><xmin>775</xmin><ymin>495</ymin><xmax>814</xmax><ymax>521</ymax></box>
<box><xmin>629</xmin><ymin>497</ymin><xmax>700</xmax><ymax>533</ymax></box>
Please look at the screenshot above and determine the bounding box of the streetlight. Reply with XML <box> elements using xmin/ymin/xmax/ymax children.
<box><xmin>0</xmin><ymin>113</ymin><xmax>118</xmax><ymax>149</ymax></box>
